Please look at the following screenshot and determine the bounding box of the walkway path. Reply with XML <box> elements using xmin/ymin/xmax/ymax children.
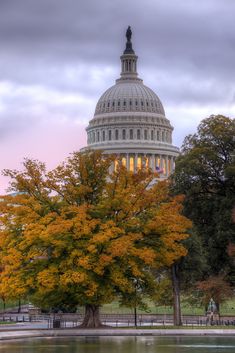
<box><xmin>1</xmin><ymin>327</ymin><xmax>235</xmax><ymax>340</ymax></box>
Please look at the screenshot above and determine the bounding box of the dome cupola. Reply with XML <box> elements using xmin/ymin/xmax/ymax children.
<box><xmin>82</xmin><ymin>27</ymin><xmax>179</xmax><ymax>177</ymax></box>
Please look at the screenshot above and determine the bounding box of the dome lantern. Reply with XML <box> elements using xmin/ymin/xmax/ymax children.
<box><xmin>119</xmin><ymin>26</ymin><xmax>139</xmax><ymax>81</ymax></box>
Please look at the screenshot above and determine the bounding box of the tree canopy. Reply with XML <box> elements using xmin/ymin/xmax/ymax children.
<box><xmin>0</xmin><ymin>151</ymin><xmax>191</xmax><ymax>327</ymax></box>
<box><xmin>172</xmin><ymin>115</ymin><xmax>235</xmax><ymax>304</ymax></box>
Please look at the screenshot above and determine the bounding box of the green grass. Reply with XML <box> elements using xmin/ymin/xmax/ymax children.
<box><xmin>100</xmin><ymin>297</ymin><xmax>235</xmax><ymax>316</ymax></box>
<box><xmin>0</xmin><ymin>299</ymin><xmax>27</xmax><ymax>312</ymax></box>
<box><xmin>2</xmin><ymin>297</ymin><xmax>235</xmax><ymax>316</ymax></box>
<box><xmin>0</xmin><ymin>321</ymin><xmax>15</xmax><ymax>325</ymax></box>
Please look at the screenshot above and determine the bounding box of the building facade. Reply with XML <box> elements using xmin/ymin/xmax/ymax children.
<box><xmin>82</xmin><ymin>28</ymin><xmax>179</xmax><ymax>177</ymax></box>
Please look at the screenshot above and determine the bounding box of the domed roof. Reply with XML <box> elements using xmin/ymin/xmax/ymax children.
<box><xmin>94</xmin><ymin>80</ymin><xmax>165</xmax><ymax>116</ymax></box>
<box><xmin>82</xmin><ymin>27</ymin><xmax>180</xmax><ymax>167</ymax></box>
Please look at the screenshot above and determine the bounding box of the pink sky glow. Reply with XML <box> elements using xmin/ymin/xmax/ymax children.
<box><xmin>0</xmin><ymin>122</ymin><xmax>87</xmax><ymax>194</ymax></box>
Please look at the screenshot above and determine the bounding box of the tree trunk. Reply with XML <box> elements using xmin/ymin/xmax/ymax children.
<box><xmin>18</xmin><ymin>298</ymin><xmax>21</xmax><ymax>313</ymax></box>
<box><xmin>79</xmin><ymin>304</ymin><xmax>103</xmax><ymax>328</ymax></box>
<box><xmin>171</xmin><ymin>263</ymin><xmax>182</xmax><ymax>326</ymax></box>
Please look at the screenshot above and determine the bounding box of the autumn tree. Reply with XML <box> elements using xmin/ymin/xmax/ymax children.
<box><xmin>197</xmin><ymin>274</ymin><xmax>234</xmax><ymax>312</ymax></box>
<box><xmin>0</xmin><ymin>151</ymin><xmax>191</xmax><ymax>327</ymax></box>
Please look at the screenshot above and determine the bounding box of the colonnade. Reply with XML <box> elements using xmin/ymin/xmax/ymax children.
<box><xmin>113</xmin><ymin>153</ymin><xmax>175</xmax><ymax>176</ymax></box>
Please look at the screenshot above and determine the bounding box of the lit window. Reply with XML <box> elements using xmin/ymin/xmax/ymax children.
<box><xmin>129</xmin><ymin>157</ymin><xmax>134</xmax><ymax>172</ymax></box>
<box><xmin>146</xmin><ymin>157</ymin><xmax>149</xmax><ymax>168</ymax></box>
<box><xmin>168</xmin><ymin>158</ymin><xmax>171</xmax><ymax>173</ymax></box>
<box><xmin>122</xmin><ymin>157</ymin><xmax>126</xmax><ymax>167</ymax></box>
<box><xmin>163</xmin><ymin>158</ymin><xmax>166</xmax><ymax>174</ymax></box>
<box><xmin>156</xmin><ymin>157</ymin><xmax>161</xmax><ymax>169</ymax></box>
<box><xmin>137</xmin><ymin>156</ymin><xmax>142</xmax><ymax>169</ymax></box>
<box><xmin>114</xmin><ymin>159</ymin><xmax>119</xmax><ymax>172</ymax></box>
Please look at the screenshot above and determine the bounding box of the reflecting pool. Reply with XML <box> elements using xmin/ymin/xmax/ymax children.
<box><xmin>1</xmin><ymin>336</ymin><xmax>235</xmax><ymax>353</ymax></box>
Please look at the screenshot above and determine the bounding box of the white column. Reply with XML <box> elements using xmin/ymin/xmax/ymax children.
<box><xmin>160</xmin><ymin>155</ymin><xmax>164</xmax><ymax>177</ymax></box>
<box><xmin>126</xmin><ymin>154</ymin><xmax>130</xmax><ymax>171</ymax></box>
<box><xmin>166</xmin><ymin>156</ymin><xmax>169</xmax><ymax>176</ymax></box>
<box><xmin>134</xmin><ymin>153</ymin><xmax>138</xmax><ymax>171</ymax></box>
<box><xmin>171</xmin><ymin>156</ymin><xmax>174</xmax><ymax>174</ymax></box>
<box><xmin>150</xmin><ymin>154</ymin><xmax>155</xmax><ymax>170</ymax></box>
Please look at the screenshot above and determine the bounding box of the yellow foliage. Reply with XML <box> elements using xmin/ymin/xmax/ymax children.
<box><xmin>37</xmin><ymin>268</ymin><xmax>58</xmax><ymax>291</ymax></box>
<box><xmin>85</xmin><ymin>282</ymin><xmax>98</xmax><ymax>297</ymax></box>
<box><xmin>60</xmin><ymin>271</ymin><xmax>87</xmax><ymax>286</ymax></box>
<box><xmin>0</xmin><ymin>151</ymin><xmax>192</xmax><ymax>309</ymax></box>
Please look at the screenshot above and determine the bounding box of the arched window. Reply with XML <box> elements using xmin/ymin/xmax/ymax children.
<box><xmin>144</xmin><ymin>130</ymin><xmax>147</xmax><ymax>140</ymax></box>
<box><xmin>102</xmin><ymin>130</ymin><xmax>105</xmax><ymax>141</ymax></box>
<box><xmin>151</xmin><ymin>130</ymin><xmax>154</xmax><ymax>140</ymax></box>
<box><xmin>97</xmin><ymin>131</ymin><xmax>100</xmax><ymax>142</ymax></box>
<box><xmin>122</xmin><ymin>129</ymin><xmax>126</xmax><ymax>140</ymax></box>
<box><xmin>130</xmin><ymin>129</ymin><xmax>133</xmax><ymax>140</ymax></box>
<box><xmin>108</xmin><ymin>130</ymin><xmax>112</xmax><ymax>141</ymax></box>
<box><xmin>137</xmin><ymin>129</ymin><xmax>141</xmax><ymax>140</ymax></box>
<box><xmin>157</xmin><ymin>131</ymin><xmax>160</xmax><ymax>141</ymax></box>
<box><xmin>115</xmin><ymin>129</ymin><xmax>119</xmax><ymax>140</ymax></box>
<box><xmin>92</xmin><ymin>132</ymin><xmax>95</xmax><ymax>143</ymax></box>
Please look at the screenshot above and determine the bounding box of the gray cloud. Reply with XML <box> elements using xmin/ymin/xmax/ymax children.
<box><xmin>0</xmin><ymin>0</ymin><xmax>234</xmax><ymax>184</ymax></box>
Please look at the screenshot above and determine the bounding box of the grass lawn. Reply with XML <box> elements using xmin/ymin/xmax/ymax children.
<box><xmin>0</xmin><ymin>299</ymin><xmax>25</xmax><ymax>312</ymax></box>
<box><xmin>101</xmin><ymin>297</ymin><xmax>235</xmax><ymax>316</ymax></box>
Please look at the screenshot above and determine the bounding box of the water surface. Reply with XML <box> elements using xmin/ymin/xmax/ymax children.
<box><xmin>0</xmin><ymin>336</ymin><xmax>235</xmax><ymax>353</ymax></box>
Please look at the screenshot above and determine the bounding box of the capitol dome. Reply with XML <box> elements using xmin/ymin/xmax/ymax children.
<box><xmin>94</xmin><ymin>81</ymin><xmax>165</xmax><ymax>116</ymax></box>
<box><xmin>82</xmin><ymin>27</ymin><xmax>179</xmax><ymax>177</ymax></box>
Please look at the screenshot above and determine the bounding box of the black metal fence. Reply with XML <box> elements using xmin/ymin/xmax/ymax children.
<box><xmin>1</xmin><ymin>313</ymin><xmax>235</xmax><ymax>328</ymax></box>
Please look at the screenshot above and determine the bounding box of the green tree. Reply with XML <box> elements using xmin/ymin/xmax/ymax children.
<box><xmin>171</xmin><ymin>115</ymin><xmax>235</xmax><ymax>312</ymax></box>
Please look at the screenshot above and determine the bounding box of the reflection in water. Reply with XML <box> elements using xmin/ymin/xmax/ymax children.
<box><xmin>0</xmin><ymin>336</ymin><xmax>235</xmax><ymax>353</ymax></box>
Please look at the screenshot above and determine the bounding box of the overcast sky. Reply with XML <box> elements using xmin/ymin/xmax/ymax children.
<box><xmin>0</xmin><ymin>0</ymin><xmax>235</xmax><ymax>193</ymax></box>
